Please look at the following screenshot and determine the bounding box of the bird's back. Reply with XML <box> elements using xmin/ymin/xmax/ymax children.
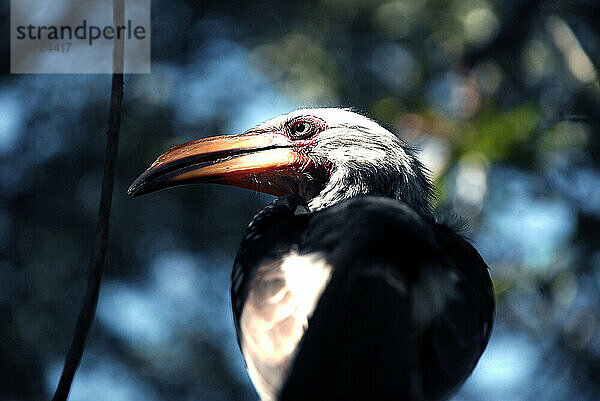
<box><xmin>232</xmin><ymin>195</ymin><xmax>494</xmax><ymax>401</ymax></box>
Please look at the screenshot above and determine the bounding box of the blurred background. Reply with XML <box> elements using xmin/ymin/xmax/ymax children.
<box><xmin>1</xmin><ymin>0</ymin><xmax>600</xmax><ymax>400</ymax></box>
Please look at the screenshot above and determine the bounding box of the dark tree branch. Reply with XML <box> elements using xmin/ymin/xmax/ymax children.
<box><xmin>51</xmin><ymin>1</ymin><xmax>124</xmax><ymax>400</ymax></box>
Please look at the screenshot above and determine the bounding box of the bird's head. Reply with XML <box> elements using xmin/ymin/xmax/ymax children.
<box><xmin>128</xmin><ymin>108</ymin><xmax>432</xmax><ymax>215</ymax></box>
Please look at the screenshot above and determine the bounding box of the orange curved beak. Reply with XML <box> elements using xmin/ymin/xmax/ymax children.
<box><xmin>127</xmin><ymin>132</ymin><xmax>311</xmax><ymax>197</ymax></box>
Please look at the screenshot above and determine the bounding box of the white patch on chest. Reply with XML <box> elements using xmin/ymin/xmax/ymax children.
<box><xmin>240</xmin><ymin>251</ymin><xmax>332</xmax><ymax>401</ymax></box>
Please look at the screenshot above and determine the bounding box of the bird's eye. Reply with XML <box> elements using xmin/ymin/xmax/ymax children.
<box><xmin>290</xmin><ymin>121</ymin><xmax>313</xmax><ymax>139</ymax></box>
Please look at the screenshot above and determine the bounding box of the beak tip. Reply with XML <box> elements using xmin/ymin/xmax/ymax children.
<box><xmin>127</xmin><ymin>177</ymin><xmax>145</xmax><ymax>198</ymax></box>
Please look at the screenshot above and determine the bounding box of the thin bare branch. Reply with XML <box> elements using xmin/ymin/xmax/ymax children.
<box><xmin>51</xmin><ymin>1</ymin><xmax>124</xmax><ymax>400</ymax></box>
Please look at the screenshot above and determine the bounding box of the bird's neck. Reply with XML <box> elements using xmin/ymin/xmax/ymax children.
<box><xmin>306</xmin><ymin>169</ymin><xmax>364</xmax><ymax>211</ymax></box>
<box><xmin>306</xmin><ymin>165</ymin><xmax>433</xmax><ymax>216</ymax></box>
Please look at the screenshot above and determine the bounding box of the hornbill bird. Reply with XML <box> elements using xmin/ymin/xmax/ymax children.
<box><xmin>128</xmin><ymin>108</ymin><xmax>495</xmax><ymax>401</ymax></box>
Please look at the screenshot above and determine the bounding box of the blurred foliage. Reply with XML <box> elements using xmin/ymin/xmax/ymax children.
<box><xmin>1</xmin><ymin>0</ymin><xmax>600</xmax><ymax>400</ymax></box>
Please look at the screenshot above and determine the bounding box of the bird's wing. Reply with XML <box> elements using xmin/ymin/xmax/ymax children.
<box><xmin>232</xmin><ymin>195</ymin><xmax>316</xmax><ymax>401</ymax></box>
<box><xmin>233</xmin><ymin>196</ymin><xmax>494</xmax><ymax>401</ymax></box>
<box><xmin>279</xmin><ymin>196</ymin><xmax>494</xmax><ymax>401</ymax></box>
